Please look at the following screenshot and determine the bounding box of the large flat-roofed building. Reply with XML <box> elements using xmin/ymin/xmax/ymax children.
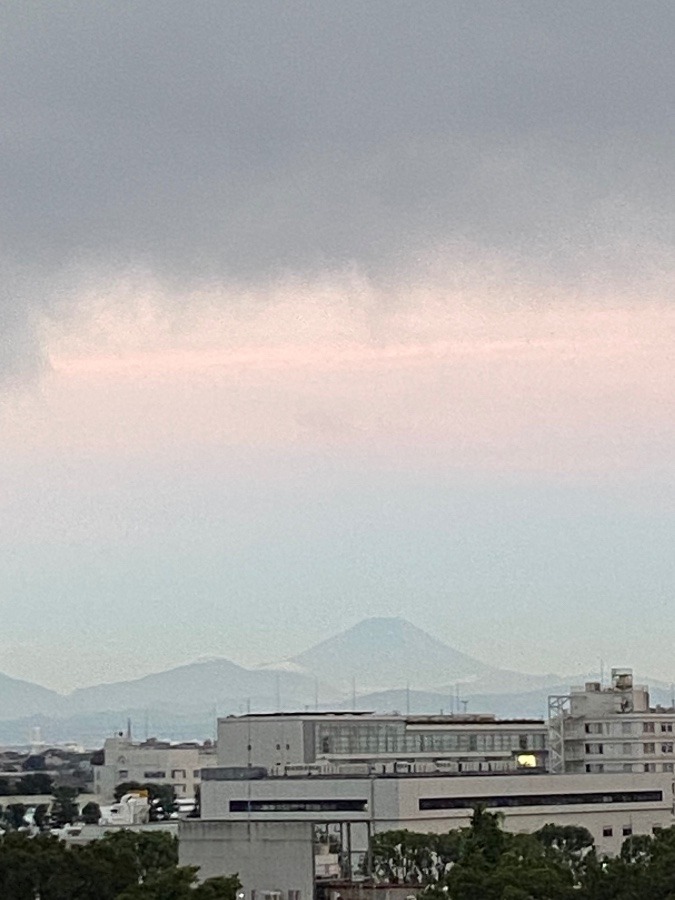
<box><xmin>217</xmin><ymin>712</ymin><xmax>548</xmax><ymax>775</ymax></box>
<box><xmin>93</xmin><ymin>736</ymin><xmax>218</xmax><ymax>802</ymax></box>
<box><xmin>549</xmin><ymin>668</ymin><xmax>675</xmax><ymax>776</ymax></box>
<box><xmin>180</xmin><ymin>766</ymin><xmax>675</xmax><ymax>895</ymax></box>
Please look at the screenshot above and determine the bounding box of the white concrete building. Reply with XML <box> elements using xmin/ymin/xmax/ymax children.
<box><xmin>93</xmin><ymin>736</ymin><xmax>217</xmax><ymax>801</ymax></box>
<box><xmin>217</xmin><ymin>712</ymin><xmax>548</xmax><ymax>775</ymax></box>
<box><xmin>549</xmin><ymin>668</ymin><xmax>675</xmax><ymax>776</ymax></box>
<box><xmin>197</xmin><ymin>768</ymin><xmax>672</xmax><ymax>859</ymax></box>
<box><xmin>180</xmin><ymin>766</ymin><xmax>675</xmax><ymax>895</ymax></box>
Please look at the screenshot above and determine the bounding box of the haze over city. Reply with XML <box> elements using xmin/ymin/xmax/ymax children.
<box><xmin>1</xmin><ymin>1</ymin><xmax>673</xmax><ymax>695</ymax></box>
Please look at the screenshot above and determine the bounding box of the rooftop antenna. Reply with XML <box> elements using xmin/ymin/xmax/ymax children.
<box><xmin>126</xmin><ymin>717</ymin><xmax>132</xmax><ymax>741</ymax></box>
<box><xmin>461</xmin><ymin>699</ymin><xmax>469</xmax><ymax>714</ymax></box>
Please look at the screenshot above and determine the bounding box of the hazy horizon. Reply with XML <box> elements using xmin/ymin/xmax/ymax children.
<box><xmin>1</xmin><ymin>2</ymin><xmax>673</xmax><ymax>693</ymax></box>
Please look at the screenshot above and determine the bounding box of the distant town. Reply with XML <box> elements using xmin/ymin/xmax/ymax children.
<box><xmin>3</xmin><ymin>629</ymin><xmax>675</xmax><ymax>896</ymax></box>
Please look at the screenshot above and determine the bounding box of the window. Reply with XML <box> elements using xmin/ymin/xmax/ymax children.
<box><xmin>644</xmin><ymin>723</ymin><xmax>656</xmax><ymax>733</ymax></box>
<box><xmin>622</xmin><ymin>826</ymin><xmax>632</xmax><ymax>837</ymax></box>
<box><xmin>143</xmin><ymin>771</ymin><xmax>166</xmax><ymax>779</ymax></box>
<box><xmin>664</xmin><ymin>763</ymin><xmax>674</xmax><ymax>773</ymax></box>
<box><xmin>118</xmin><ymin>769</ymin><xmax>128</xmax><ymax>779</ymax></box>
<box><xmin>645</xmin><ymin>763</ymin><xmax>656</xmax><ymax>773</ymax></box>
<box><xmin>171</xmin><ymin>769</ymin><xmax>186</xmax><ymax>779</ymax></box>
<box><xmin>602</xmin><ymin>827</ymin><xmax>613</xmax><ymax>837</ymax></box>
<box><xmin>662</xmin><ymin>743</ymin><xmax>674</xmax><ymax>754</ymax></box>
<box><xmin>585</xmin><ymin>743</ymin><xmax>603</xmax><ymax>754</ymax></box>
<box><xmin>193</xmin><ymin>770</ymin><xmax>200</xmax><ymax>778</ymax></box>
<box><xmin>623</xmin><ymin>764</ymin><xmax>633</xmax><ymax>773</ymax></box>
<box><xmin>622</xmin><ymin>723</ymin><xmax>632</xmax><ymax>735</ymax></box>
<box><xmin>585</xmin><ymin>723</ymin><xmax>602</xmax><ymax>734</ymax></box>
<box><xmin>644</xmin><ymin>743</ymin><xmax>656</xmax><ymax>754</ymax></box>
<box><xmin>661</xmin><ymin>724</ymin><xmax>673</xmax><ymax>733</ymax></box>
<box><xmin>288</xmin><ymin>892</ymin><xmax>301</xmax><ymax>900</ymax></box>
<box><xmin>623</xmin><ymin>744</ymin><xmax>632</xmax><ymax>755</ymax></box>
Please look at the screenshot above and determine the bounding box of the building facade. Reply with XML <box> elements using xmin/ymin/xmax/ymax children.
<box><xmin>549</xmin><ymin>669</ymin><xmax>675</xmax><ymax>776</ymax></box>
<box><xmin>217</xmin><ymin>712</ymin><xmax>548</xmax><ymax>776</ymax></box>
<box><xmin>93</xmin><ymin>736</ymin><xmax>217</xmax><ymax>801</ymax></box>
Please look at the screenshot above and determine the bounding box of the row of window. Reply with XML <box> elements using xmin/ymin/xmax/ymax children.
<box><xmin>230</xmin><ymin>799</ymin><xmax>367</xmax><ymax>812</ymax></box>
<box><xmin>584</xmin><ymin>743</ymin><xmax>674</xmax><ymax>756</ymax></box>
<box><xmin>585</xmin><ymin>722</ymin><xmax>674</xmax><ymax>736</ymax></box>
<box><xmin>418</xmin><ymin>790</ymin><xmax>663</xmax><ymax>810</ymax></box>
<box><xmin>316</xmin><ymin>724</ymin><xmax>545</xmax><ymax>756</ymax></box>
<box><xmin>117</xmin><ymin>769</ymin><xmax>201</xmax><ymax>780</ymax></box>
<box><xmin>229</xmin><ymin>790</ymin><xmax>664</xmax><ymax>814</ymax></box>
<box><xmin>586</xmin><ymin>763</ymin><xmax>674</xmax><ymax>773</ymax></box>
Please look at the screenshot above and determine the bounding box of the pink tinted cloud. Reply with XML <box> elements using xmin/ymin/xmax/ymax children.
<box><xmin>3</xmin><ymin>275</ymin><xmax>673</xmax><ymax>476</ymax></box>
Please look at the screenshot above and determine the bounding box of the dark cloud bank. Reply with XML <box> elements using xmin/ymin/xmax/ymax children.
<box><xmin>1</xmin><ymin>1</ymin><xmax>674</xmax><ymax>371</ymax></box>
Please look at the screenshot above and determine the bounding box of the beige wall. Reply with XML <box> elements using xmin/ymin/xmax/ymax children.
<box><xmin>94</xmin><ymin>738</ymin><xmax>217</xmax><ymax>801</ymax></box>
<box><xmin>180</xmin><ymin>819</ymin><xmax>315</xmax><ymax>898</ymax></box>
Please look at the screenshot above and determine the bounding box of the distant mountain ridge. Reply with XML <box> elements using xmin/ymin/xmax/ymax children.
<box><xmin>0</xmin><ymin>617</ymin><xmax>666</xmax><ymax>744</ymax></box>
<box><xmin>287</xmin><ymin>617</ymin><xmax>561</xmax><ymax>696</ymax></box>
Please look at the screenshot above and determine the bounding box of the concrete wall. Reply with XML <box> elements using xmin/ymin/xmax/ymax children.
<box><xmin>217</xmin><ymin>718</ymin><xmax>306</xmax><ymax>771</ymax></box>
<box><xmin>201</xmin><ymin>776</ymin><xmax>379</xmax><ymax>822</ymax></box>
<box><xmin>180</xmin><ymin>819</ymin><xmax>315</xmax><ymax>899</ymax></box>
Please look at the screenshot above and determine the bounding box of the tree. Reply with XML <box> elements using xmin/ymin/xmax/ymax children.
<box><xmin>17</xmin><ymin>772</ymin><xmax>53</xmax><ymax>795</ymax></box>
<box><xmin>21</xmin><ymin>754</ymin><xmax>46</xmax><ymax>772</ymax></box>
<box><xmin>0</xmin><ymin>778</ymin><xmax>14</xmax><ymax>797</ymax></box>
<box><xmin>0</xmin><ymin>828</ymin><xmax>240</xmax><ymax>900</ymax></box>
<box><xmin>81</xmin><ymin>801</ymin><xmax>101</xmax><ymax>825</ymax></box>
<box><xmin>50</xmin><ymin>786</ymin><xmax>79</xmax><ymax>827</ymax></box>
<box><xmin>2</xmin><ymin>804</ymin><xmax>27</xmax><ymax>830</ymax></box>
<box><xmin>33</xmin><ymin>804</ymin><xmax>49</xmax><ymax>830</ymax></box>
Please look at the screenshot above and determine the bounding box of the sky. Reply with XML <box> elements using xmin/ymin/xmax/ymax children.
<box><xmin>0</xmin><ymin>1</ymin><xmax>674</xmax><ymax>693</ymax></box>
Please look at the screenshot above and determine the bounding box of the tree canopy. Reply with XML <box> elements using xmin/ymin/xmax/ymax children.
<box><xmin>371</xmin><ymin>809</ymin><xmax>675</xmax><ymax>900</ymax></box>
<box><xmin>0</xmin><ymin>829</ymin><xmax>240</xmax><ymax>900</ymax></box>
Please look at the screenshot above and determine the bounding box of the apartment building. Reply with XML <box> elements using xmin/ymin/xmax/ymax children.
<box><xmin>217</xmin><ymin>711</ymin><xmax>548</xmax><ymax>775</ymax></box>
<box><xmin>93</xmin><ymin>736</ymin><xmax>217</xmax><ymax>801</ymax></box>
<box><xmin>549</xmin><ymin>668</ymin><xmax>675</xmax><ymax>776</ymax></box>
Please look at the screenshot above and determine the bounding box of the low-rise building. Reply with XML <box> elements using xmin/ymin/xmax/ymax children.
<box><xmin>93</xmin><ymin>736</ymin><xmax>217</xmax><ymax>802</ymax></box>
<box><xmin>549</xmin><ymin>668</ymin><xmax>675</xmax><ymax>775</ymax></box>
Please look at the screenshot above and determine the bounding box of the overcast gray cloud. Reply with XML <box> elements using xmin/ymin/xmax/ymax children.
<box><xmin>1</xmin><ymin>1</ymin><xmax>674</xmax><ymax>319</ymax></box>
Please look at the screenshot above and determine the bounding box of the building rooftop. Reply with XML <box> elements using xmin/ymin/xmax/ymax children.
<box><xmin>220</xmin><ymin>712</ymin><xmax>544</xmax><ymax>726</ymax></box>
